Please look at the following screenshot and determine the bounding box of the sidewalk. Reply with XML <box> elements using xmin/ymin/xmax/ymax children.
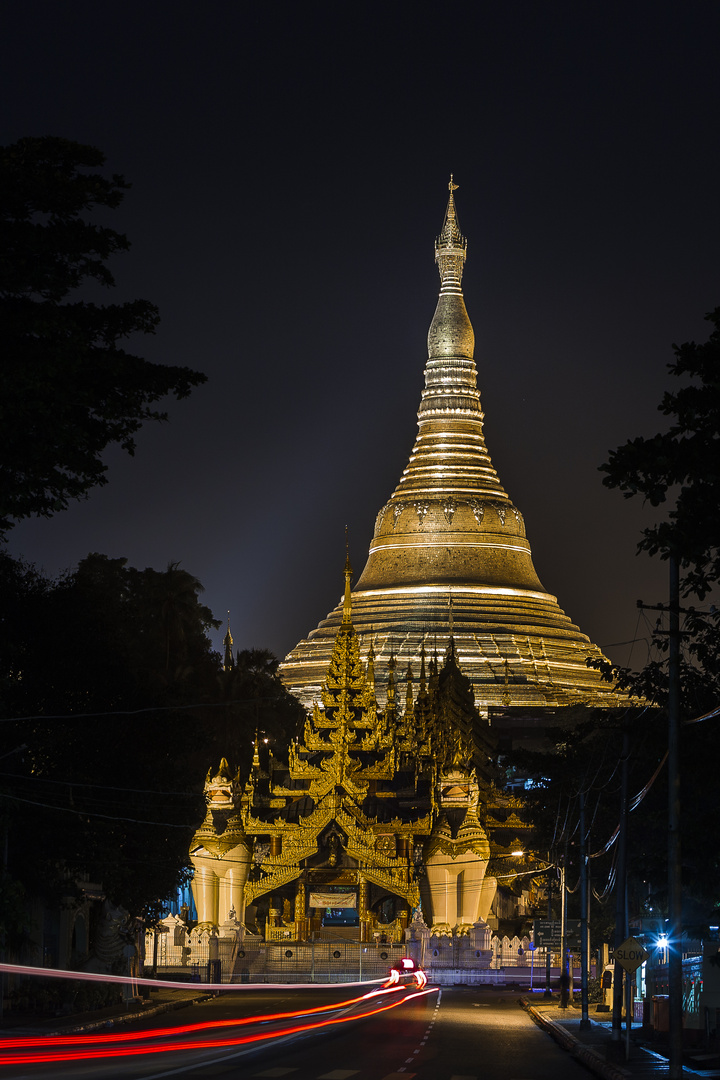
<box><xmin>0</xmin><ymin>986</ymin><xmax>212</xmax><ymax>1037</ymax></box>
<box><xmin>522</xmin><ymin>997</ymin><xmax>720</xmax><ymax>1079</ymax></box>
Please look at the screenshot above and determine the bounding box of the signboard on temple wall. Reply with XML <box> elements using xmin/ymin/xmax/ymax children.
<box><xmin>309</xmin><ymin>892</ymin><xmax>357</xmax><ymax>909</ymax></box>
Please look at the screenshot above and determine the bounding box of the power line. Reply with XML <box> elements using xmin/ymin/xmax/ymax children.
<box><xmin>1</xmin><ymin>793</ymin><xmax>195</xmax><ymax>829</ymax></box>
<box><xmin>0</xmin><ymin>694</ymin><xmax>291</xmax><ymax>723</ymax></box>
<box><xmin>0</xmin><ymin>772</ymin><xmax>201</xmax><ymax>798</ymax></box>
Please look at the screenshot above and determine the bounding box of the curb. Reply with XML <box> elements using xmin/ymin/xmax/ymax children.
<box><xmin>520</xmin><ymin>998</ymin><xmax>631</xmax><ymax>1080</ymax></box>
<box><xmin>45</xmin><ymin>992</ymin><xmax>213</xmax><ymax>1036</ymax></box>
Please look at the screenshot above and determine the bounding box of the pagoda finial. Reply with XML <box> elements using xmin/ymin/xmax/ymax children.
<box><xmin>435</xmin><ymin>175</ymin><xmax>467</xmax><ymax>293</ymax></box>
<box><xmin>342</xmin><ymin>527</ymin><xmax>353</xmax><ymax>625</ymax></box>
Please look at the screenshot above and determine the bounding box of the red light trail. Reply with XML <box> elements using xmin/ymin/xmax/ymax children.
<box><xmin>0</xmin><ymin>982</ymin><xmax>406</xmax><ymax>1049</ymax></box>
<box><xmin>0</xmin><ymin>984</ymin><xmax>437</xmax><ymax>1066</ymax></box>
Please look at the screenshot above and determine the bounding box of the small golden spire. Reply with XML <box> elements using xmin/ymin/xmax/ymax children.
<box><xmin>342</xmin><ymin>527</ymin><xmax>353</xmax><ymax>625</ymax></box>
<box><xmin>366</xmin><ymin>635</ymin><xmax>376</xmax><ymax>693</ymax></box>
<box><xmin>223</xmin><ymin>612</ymin><xmax>234</xmax><ymax>672</ymax></box>
<box><xmin>419</xmin><ymin>641</ymin><xmax>427</xmax><ymax>694</ymax></box>
<box><xmin>502</xmin><ymin>658</ymin><xmax>511</xmax><ymax>707</ymax></box>
<box><xmin>386</xmin><ymin>652</ymin><xmax>396</xmax><ymax>712</ymax></box>
<box><xmin>405</xmin><ymin>662</ymin><xmax>414</xmax><ymax>714</ymax></box>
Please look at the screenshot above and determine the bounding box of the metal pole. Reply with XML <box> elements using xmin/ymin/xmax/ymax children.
<box><xmin>612</xmin><ymin>721</ymin><xmax>630</xmax><ymax>1041</ymax></box>
<box><xmin>668</xmin><ymin>551</ymin><xmax>683</xmax><ymax>1078</ymax></box>
<box><xmin>626</xmin><ymin>967</ymin><xmax>632</xmax><ymax>1060</ymax></box>
<box><xmin>560</xmin><ymin>860</ymin><xmax>568</xmax><ymax>1008</ymax></box>
<box><xmin>580</xmin><ymin>787</ymin><xmax>590</xmax><ymax>1029</ymax></box>
<box><xmin>544</xmin><ymin>855</ymin><xmax>553</xmax><ymax>998</ymax></box>
<box><xmin>0</xmin><ymin>825</ymin><xmax>7</xmax><ymax>1022</ymax></box>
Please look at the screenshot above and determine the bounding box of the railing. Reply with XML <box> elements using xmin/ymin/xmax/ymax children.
<box><xmin>145</xmin><ymin>921</ymin><xmax>556</xmax><ymax>984</ymax></box>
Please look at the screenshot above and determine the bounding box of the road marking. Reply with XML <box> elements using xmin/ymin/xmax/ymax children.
<box><xmin>381</xmin><ymin>1075</ymin><xmax>416</xmax><ymax>1079</ymax></box>
<box><xmin>317</xmin><ymin>1072</ymin><xmax>359</xmax><ymax>1079</ymax></box>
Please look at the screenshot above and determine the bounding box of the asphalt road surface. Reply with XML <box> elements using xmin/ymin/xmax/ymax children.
<box><xmin>1</xmin><ymin>984</ymin><xmax>592</xmax><ymax>1080</ymax></box>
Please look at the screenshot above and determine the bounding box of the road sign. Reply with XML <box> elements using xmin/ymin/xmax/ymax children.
<box><xmin>533</xmin><ymin>919</ymin><xmax>581</xmax><ymax>947</ymax></box>
<box><xmin>613</xmin><ymin>936</ymin><xmax>650</xmax><ymax>972</ymax></box>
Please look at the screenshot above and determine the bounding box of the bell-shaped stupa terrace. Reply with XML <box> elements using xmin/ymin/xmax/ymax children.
<box><xmin>280</xmin><ymin>181</ymin><xmax>623</xmax><ymax>712</ymax></box>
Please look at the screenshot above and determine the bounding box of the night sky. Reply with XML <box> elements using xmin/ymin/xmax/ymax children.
<box><xmin>3</xmin><ymin>2</ymin><xmax>719</xmax><ymax>672</ymax></box>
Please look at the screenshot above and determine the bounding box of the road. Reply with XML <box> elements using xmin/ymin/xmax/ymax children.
<box><xmin>0</xmin><ymin>984</ymin><xmax>592</xmax><ymax>1080</ymax></box>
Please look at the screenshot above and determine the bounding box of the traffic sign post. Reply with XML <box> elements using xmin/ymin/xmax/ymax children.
<box><xmin>613</xmin><ymin>936</ymin><xmax>650</xmax><ymax>1060</ymax></box>
<box><xmin>528</xmin><ymin>941</ymin><xmax>536</xmax><ymax>990</ymax></box>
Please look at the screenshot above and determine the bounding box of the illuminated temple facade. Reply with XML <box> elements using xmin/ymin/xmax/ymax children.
<box><xmin>191</xmin><ymin>560</ymin><xmax>535</xmax><ymax>945</ymax></box>
<box><xmin>280</xmin><ymin>182</ymin><xmax>623</xmax><ymax>712</ymax></box>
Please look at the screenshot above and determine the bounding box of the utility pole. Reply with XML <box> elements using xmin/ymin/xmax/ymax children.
<box><xmin>544</xmin><ymin>854</ymin><xmax>553</xmax><ymax>999</ymax></box>
<box><xmin>560</xmin><ymin>849</ymin><xmax>568</xmax><ymax>1009</ymax></box>
<box><xmin>668</xmin><ymin>552</ymin><xmax>683</xmax><ymax>1078</ymax></box>
<box><xmin>636</xmin><ymin>563</ymin><xmax>684</xmax><ymax>1075</ymax></box>
<box><xmin>612</xmin><ymin>721</ymin><xmax>630</xmax><ymax>1042</ymax></box>
<box><xmin>579</xmin><ymin>787</ymin><xmax>590</xmax><ymax>1029</ymax></box>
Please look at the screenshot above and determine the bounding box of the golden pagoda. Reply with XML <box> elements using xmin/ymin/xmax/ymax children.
<box><xmin>280</xmin><ymin>180</ymin><xmax>623</xmax><ymax>711</ymax></box>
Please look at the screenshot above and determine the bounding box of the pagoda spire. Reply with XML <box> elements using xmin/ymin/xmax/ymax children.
<box><xmin>435</xmin><ymin>175</ymin><xmax>467</xmax><ymax>294</ymax></box>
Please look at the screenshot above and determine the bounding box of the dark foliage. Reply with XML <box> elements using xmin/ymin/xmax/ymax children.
<box><xmin>0</xmin><ymin>552</ymin><xmax>304</xmax><ymax>936</ymax></box>
<box><xmin>598</xmin><ymin>306</ymin><xmax>720</xmax><ymax>714</ymax></box>
<box><xmin>209</xmin><ymin>648</ymin><xmax>305</xmax><ymax>776</ymax></box>
<box><xmin>0</xmin><ymin>552</ymin><xmax>219</xmax><ymax>925</ymax></box>
<box><xmin>0</xmin><ymin>136</ymin><xmax>206</xmax><ymax>536</ymax></box>
<box><xmin>510</xmin><ymin>706</ymin><xmax>664</xmax><ymax>942</ymax></box>
<box><xmin>521</xmin><ymin>314</ymin><xmax>720</xmax><ymax>935</ymax></box>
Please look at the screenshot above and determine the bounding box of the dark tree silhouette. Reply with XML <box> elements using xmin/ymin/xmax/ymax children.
<box><xmin>0</xmin><ymin>136</ymin><xmax>206</xmax><ymax>537</ymax></box>
<box><xmin>599</xmin><ymin>306</ymin><xmax>720</xmax><ymax>714</ymax></box>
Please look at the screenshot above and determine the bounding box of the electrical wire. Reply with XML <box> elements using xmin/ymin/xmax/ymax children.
<box><xmin>0</xmin><ymin>694</ymin><xmax>291</xmax><ymax>723</ymax></box>
<box><xmin>1</xmin><ymin>793</ymin><xmax>194</xmax><ymax>828</ymax></box>
<box><xmin>0</xmin><ymin>772</ymin><xmax>200</xmax><ymax>797</ymax></box>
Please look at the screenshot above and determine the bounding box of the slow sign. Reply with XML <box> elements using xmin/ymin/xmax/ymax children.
<box><xmin>613</xmin><ymin>936</ymin><xmax>650</xmax><ymax>972</ymax></box>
